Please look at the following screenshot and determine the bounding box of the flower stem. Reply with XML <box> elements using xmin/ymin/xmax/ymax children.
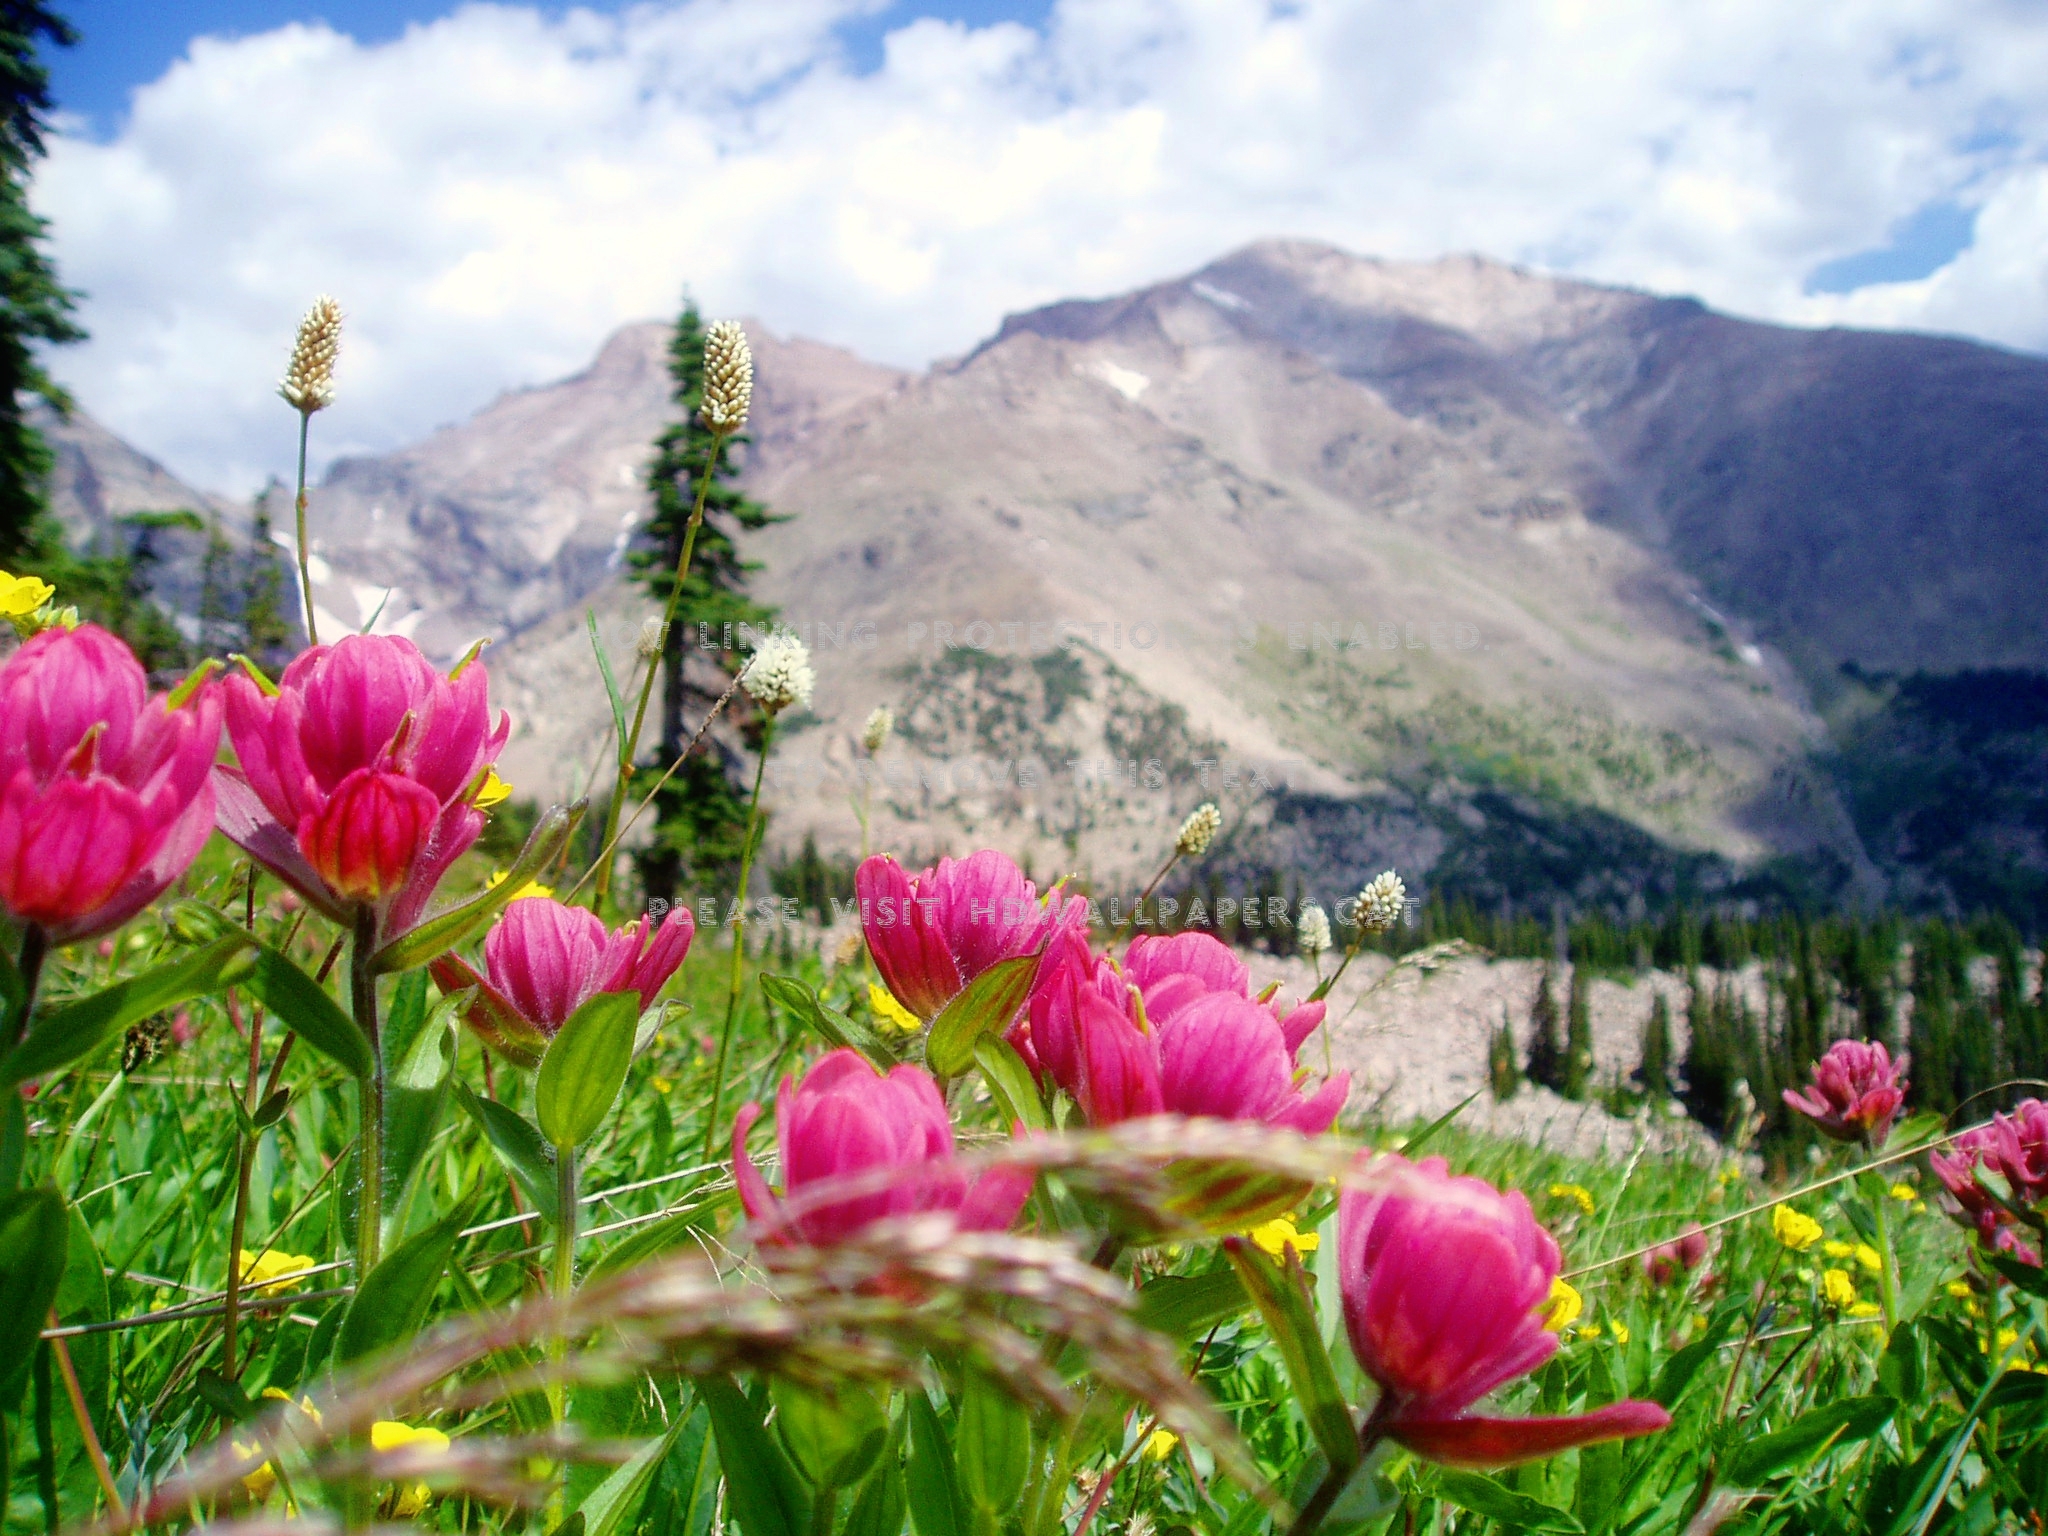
<box><xmin>1871</xmin><ymin>1162</ymin><xmax>1900</xmax><ymax>1335</ymax></box>
<box><xmin>1288</xmin><ymin>1427</ymin><xmax>1381</xmax><ymax>1536</ymax></box>
<box><xmin>549</xmin><ymin>1146</ymin><xmax>577</xmax><ymax>1430</ymax></box>
<box><xmin>47</xmin><ymin>1314</ymin><xmax>123</xmax><ymax>1520</ymax></box>
<box><xmin>294</xmin><ymin>410</ymin><xmax>318</xmax><ymax>648</ymax></box>
<box><xmin>9</xmin><ymin>923</ymin><xmax>46</xmax><ymax>1051</ymax></box>
<box><xmin>351</xmin><ymin>907</ymin><xmax>383</xmax><ymax>1275</ymax></box>
<box><xmin>222</xmin><ymin>990</ymin><xmax>263</xmax><ymax>1381</ymax></box>
<box><xmin>595</xmin><ymin>428</ymin><xmax>728</xmax><ymax>911</ymax></box>
<box><xmin>703</xmin><ymin>714</ymin><xmax>773</xmax><ymax>1162</ymax></box>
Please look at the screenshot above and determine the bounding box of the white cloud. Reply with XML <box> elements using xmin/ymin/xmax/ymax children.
<box><xmin>36</xmin><ymin>0</ymin><xmax>2048</xmax><ymax>494</ymax></box>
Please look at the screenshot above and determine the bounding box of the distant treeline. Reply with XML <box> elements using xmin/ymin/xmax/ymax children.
<box><xmin>1384</xmin><ymin>896</ymin><xmax>2048</xmax><ymax>1157</ymax></box>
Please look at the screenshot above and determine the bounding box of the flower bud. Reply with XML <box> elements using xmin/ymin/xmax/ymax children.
<box><xmin>700</xmin><ymin>320</ymin><xmax>753</xmax><ymax>435</ymax></box>
<box><xmin>279</xmin><ymin>296</ymin><xmax>342</xmax><ymax>414</ymax></box>
<box><xmin>1174</xmin><ymin>802</ymin><xmax>1221</xmax><ymax>857</ymax></box>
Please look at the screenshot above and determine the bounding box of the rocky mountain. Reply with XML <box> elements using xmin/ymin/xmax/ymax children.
<box><xmin>57</xmin><ymin>240</ymin><xmax>2048</xmax><ymax>918</ymax></box>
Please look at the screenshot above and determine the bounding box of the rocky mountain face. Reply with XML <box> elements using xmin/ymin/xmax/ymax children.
<box><xmin>59</xmin><ymin>240</ymin><xmax>2048</xmax><ymax>917</ymax></box>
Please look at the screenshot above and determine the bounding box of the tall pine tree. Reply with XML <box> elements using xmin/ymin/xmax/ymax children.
<box><xmin>630</xmin><ymin>302</ymin><xmax>780</xmax><ymax>905</ymax></box>
<box><xmin>1526</xmin><ymin>965</ymin><xmax>1565</xmax><ymax>1092</ymax></box>
<box><xmin>0</xmin><ymin>0</ymin><xmax>80</xmax><ymax>562</ymax></box>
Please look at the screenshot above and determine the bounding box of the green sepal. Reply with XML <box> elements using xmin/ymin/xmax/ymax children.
<box><xmin>973</xmin><ymin>1035</ymin><xmax>1047</xmax><ymax>1130</ymax></box>
<box><xmin>925</xmin><ymin>953</ymin><xmax>1040</xmax><ymax>1079</ymax></box>
<box><xmin>761</xmin><ymin>973</ymin><xmax>896</xmax><ymax>1070</ymax></box>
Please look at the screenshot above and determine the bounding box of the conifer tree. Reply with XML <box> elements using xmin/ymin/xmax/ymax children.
<box><xmin>1526</xmin><ymin>966</ymin><xmax>1565</xmax><ymax>1092</ymax></box>
<box><xmin>0</xmin><ymin>0</ymin><xmax>80</xmax><ymax>563</ymax></box>
<box><xmin>1487</xmin><ymin>1009</ymin><xmax>1521</xmax><ymax>1101</ymax></box>
<box><xmin>631</xmin><ymin>301</ymin><xmax>781</xmax><ymax>905</ymax></box>
<box><xmin>239</xmin><ymin>490</ymin><xmax>296</xmax><ymax>669</ymax></box>
<box><xmin>1563</xmin><ymin>962</ymin><xmax>1594</xmax><ymax>1100</ymax></box>
<box><xmin>196</xmin><ymin>512</ymin><xmax>236</xmax><ymax>655</ymax></box>
<box><xmin>1637</xmin><ymin>991</ymin><xmax>1673</xmax><ymax>1098</ymax></box>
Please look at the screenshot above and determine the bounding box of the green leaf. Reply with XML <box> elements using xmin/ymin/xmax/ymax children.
<box><xmin>0</xmin><ymin>1189</ymin><xmax>69</xmax><ymax>1398</ymax></box>
<box><xmin>1136</xmin><ymin>1267</ymin><xmax>1249</xmax><ymax>1341</ymax></box>
<box><xmin>453</xmin><ymin>1081</ymin><xmax>559</xmax><ymax>1224</ymax></box>
<box><xmin>587</xmin><ymin>1195</ymin><xmax>731</xmax><ymax>1285</ymax></box>
<box><xmin>370</xmin><ymin>801</ymin><xmax>582</xmax><ymax>974</ymax></box>
<box><xmin>580</xmin><ymin>1414</ymin><xmax>692</xmax><ymax>1536</ymax></box>
<box><xmin>1575</xmin><ymin>1349</ymin><xmax>1625</xmax><ymax>1531</ymax></box>
<box><xmin>772</xmin><ymin>1376</ymin><xmax>889</xmax><ymax>1491</ymax></box>
<box><xmin>954</xmin><ymin>1371</ymin><xmax>1030</xmax><ymax>1514</ymax></box>
<box><xmin>588</xmin><ymin>610</ymin><xmax>633</xmax><ymax>771</ymax></box>
<box><xmin>0</xmin><ymin>934</ymin><xmax>253</xmax><ymax>1091</ymax></box>
<box><xmin>842</xmin><ymin>1447</ymin><xmax>909</xmax><ymax>1536</ymax></box>
<box><xmin>336</xmin><ymin>1192</ymin><xmax>475</xmax><ymax>1365</ymax></box>
<box><xmin>645</xmin><ymin>1400</ymin><xmax>720</xmax><ymax>1536</ymax></box>
<box><xmin>1401</xmin><ymin>1090</ymin><xmax>1482</xmax><ymax>1159</ymax></box>
<box><xmin>383</xmin><ymin>970</ymin><xmax>432</xmax><ymax>1069</ymax></box>
<box><xmin>925</xmin><ymin>954</ymin><xmax>1040</xmax><ymax>1079</ymax></box>
<box><xmin>973</xmin><ymin>1036</ymin><xmax>1048</xmax><ymax>1131</ymax></box>
<box><xmin>57</xmin><ymin>1203</ymin><xmax>111</xmax><ymax>1429</ymax></box>
<box><xmin>383</xmin><ymin>1000</ymin><xmax>458</xmax><ymax>1223</ymax></box>
<box><xmin>1722</xmin><ymin>1396</ymin><xmax>1898</xmax><ymax>1486</ymax></box>
<box><xmin>1985</xmin><ymin>1251</ymin><xmax>2048</xmax><ymax>1299</ymax></box>
<box><xmin>1224</xmin><ymin>1239</ymin><xmax>1357</xmax><ymax>1478</ymax></box>
<box><xmin>194</xmin><ymin>1366</ymin><xmax>259</xmax><ymax>1425</ymax></box>
<box><xmin>904</xmin><ymin>1391</ymin><xmax>965</xmax><ymax>1536</ymax></box>
<box><xmin>1435</xmin><ymin>1471</ymin><xmax>1584</xmax><ymax>1533</ymax></box>
<box><xmin>251</xmin><ymin>1086</ymin><xmax>292</xmax><ymax>1129</ymax></box>
<box><xmin>0</xmin><ymin>943</ymin><xmax>22</xmax><ymax>1034</ymax></box>
<box><xmin>236</xmin><ymin>943</ymin><xmax>374</xmax><ymax>1079</ymax></box>
<box><xmin>536</xmin><ymin>991</ymin><xmax>641</xmax><ymax>1149</ymax></box>
<box><xmin>1649</xmin><ymin>1309</ymin><xmax>1739</xmax><ymax>1406</ymax></box>
<box><xmin>760</xmin><ymin>973</ymin><xmax>895</xmax><ymax>1070</ymax></box>
<box><xmin>702</xmin><ymin>1374</ymin><xmax>811</xmax><ymax>1536</ymax></box>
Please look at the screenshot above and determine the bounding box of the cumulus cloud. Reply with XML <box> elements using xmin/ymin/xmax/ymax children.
<box><xmin>36</xmin><ymin>0</ymin><xmax>2048</xmax><ymax>493</ymax></box>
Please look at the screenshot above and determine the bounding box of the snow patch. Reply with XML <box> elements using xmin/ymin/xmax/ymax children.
<box><xmin>1083</xmin><ymin>358</ymin><xmax>1150</xmax><ymax>401</ymax></box>
<box><xmin>1191</xmin><ymin>280</ymin><xmax>1250</xmax><ymax>312</ymax></box>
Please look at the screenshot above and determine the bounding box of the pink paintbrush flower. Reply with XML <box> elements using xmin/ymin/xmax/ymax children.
<box><xmin>1018</xmin><ymin>929</ymin><xmax>1347</xmax><ymax>1133</ymax></box>
<box><xmin>432</xmin><ymin>896</ymin><xmax>695</xmax><ymax>1063</ymax></box>
<box><xmin>856</xmin><ymin>850</ymin><xmax>1084</xmax><ymax>1021</ymax></box>
<box><xmin>1642</xmin><ymin>1223</ymin><xmax>1711</xmax><ymax>1286</ymax></box>
<box><xmin>1783</xmin><ymin>1039</ymin><xmax>1908</xmax><ymax>1146</ymax></box>
<box><xmin>0</xmin><ymin>625</ymin><xmax>220</xmax><ymax>943</ymax></box>
<box><xmin>215</xmin><ymin>635</ymin><xmax>508</xmax><ymax>940</ymax></box>
<box><xmin>1339</xmin><ymin>1154</ymin><xmax>1670</xmax><ymax>1467</ymax></box>
<box><xmin>1930</xmin><ymin>1098</ymin><xmax>2048</xmax><ymax>1268</ymax></box>
<box><xmin>732</xmin><ymin>1049</ymin><xmax>1033</xmax><ymax>1247</ymax></box>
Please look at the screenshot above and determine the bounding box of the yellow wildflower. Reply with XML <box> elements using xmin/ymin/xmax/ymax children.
<box><xmin>372</xmin><ymin>1421</ymin><xmax>449</xmax><ymax>1518</ymax></box>
<box><xmin>1889</xmin><ymin>1182</ymin><xmax>1921</xmax><ymax>1205</ymax></box>
<box><xmin>1848</xmin><ymin>1302</ymin><xmax>1883</xmax><ymax>1320</ymax></box>
<box><xmin>235</xmin><ymin>1441</ymin><xmax>276</xmax><ymax>1500</ymax></box>
<box><xmin>1822</xmin><ymin>1240</ymin><xmax>1884</xmax><ymax>1275</ymax></box>
<box><xmin>239</xmin><ymin>1248</ymin><xmax>318</xmax><ymax>1295</ymax></box>
<box><xmin>1945</xmin><ymin>1280</ymin><xmax>1975</xmax><ymax>1301</ymax></box>
<box><xmin>486</xmin><ymin>868</ymin><xmax>553</xmax><ymax>903</ymax></box>
<box><xmin>1822</xmin><ymin>1269</ymin><xmax>1858</xmax><ymax>1309</ymax></box>
<box><xmin>1246</xmin><ymin>1216</ymin><xmax>1320</xmax><ymax>1260</ymax></box>
<box><xmin>1609</xmin><ymin>1320</ymin><xmax>1630</xmax><ymax>1345</ymax></box>
<box><xmin>869</xmin><ymin>984</ymin><xmax>923</xmax><ymax>1033</ymax></box>
<box><xmin>261</xmin><ymin>1386</ymin><xmax>323</xmax><ymax>1426</ymax></box>
<box><xmin>473</xmin><ymin>768</ymin><xmax>513</xmax><ymax>809</ymax></box>
<box><xmin>1771</xmin><ymin>1205</ymin><xmax>1823</xmax><ymax>1252</ymax></box>
<box><xmin>1144</xmin><ymin>1429</ymin><xmax>1178</xmax><ymax>1462</ymax></box>
<box><xmin>652</xmin><ymin>1074</ymin><xmax>674</xmax><ymax>1095</ymax></box>
<box><xmin>1539</xmin><ymin>1277</ymin><xmax>1583</xmax><ymax>1332</ymax></box>
<box><xmin>0</xmin><ymin>569</ymin><xmax>54</xmax><ymax>618</ymax></box>
<box><xmin>1576</xmin><ymin>1322</ymin><xmax>1603</xmax><ymax>1340</ymax></box>
<box><xmin>1548</xmin><ymin>1183</ymin><xmax>1596</xmax><ymax>1217</ymax></box>
<box><xmin>1717</xmin><ymin>1164</ymin><xmax>1743</xmax><ymax>1186</ymax></box>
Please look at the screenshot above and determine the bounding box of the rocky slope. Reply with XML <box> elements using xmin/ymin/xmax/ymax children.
<box><xmin>60</xmin><ymin>239</ymin><xmax>2048</xmax><ymax>914</ymax></box>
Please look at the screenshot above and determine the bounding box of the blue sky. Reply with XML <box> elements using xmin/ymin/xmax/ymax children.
<box><xmin>34</xmin><ymin>1</ymin><xmax>2048</xmax><ymax>496</ymax></box>
<box><xmin>50</xmin><ymin>0</ymin><xmax>1054</xmax><ymax>133</ymax></box>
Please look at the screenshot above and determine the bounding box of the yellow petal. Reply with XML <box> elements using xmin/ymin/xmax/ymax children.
<box><xmin>473</xmin><ymin>768</ymin><xmax>513</xmax><ymax>809</ymax></box>
<box><xmin>1539</xmin><ymin>1277</ymin><xmax>1583</xmax><ymax>1332</ymax></box>
<box><xmin>371</xmin><ymin>1421</ymin><xmax>450</xmax><ymax>1454</ymax></box>
<box><xmin>1822</xmin><ymin>1269</ymin><xmax>1858</xmax><ymax>1309</ymax></box>
<box><xmin>869</xmin><ymin>984</ymin><xmax>923</xmax><ymax>1033</ymax></box>
<box><xmin>1771</xmin><ymin>1205</ymin><xmax>1822</xmax><ymax>1252</ymax></box>
<box><xmin>1144</xmin><ymin>1429</ymin><xmax>1178</xmax><ymax>1462</ymax></box>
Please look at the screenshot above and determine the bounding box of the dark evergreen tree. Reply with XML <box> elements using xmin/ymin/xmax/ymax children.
<box><xmin>1637</xmin><ymin>991</ymin><xmax>1673</xmax><ymax>1098</ymax></box>
<box><xmin>1526</xmin><ymin>965</ymin><xmax>1565</xmax><ymax>1092</ymax></box>
<box><xmin>239</xmin><ymin>489</ymin><xmax>296</xmax><ymax>670</ymax></box>
<box><xmin>1563</xmin><ymin>962</ymin><xmax>1594</xmax><ymax>1100</ymax></box>
<box><xmin>0</xmin><ymin>0</ymin><xmax>79</xmax><ymax>563</ymax></box>
<box><xmin>1487</xmin><ymin>1009</ymin><xmax>1520</xmax><ymax>1101</ymax></box>
<box><xmin>630</xmin><ymin>300</ymin><xmax>780</xmax><ymax>905</ymax></box>
<box><xmin>196</xmin><ymin>512</ymin><xmax>236</xmax><ymax>656</ymax></box>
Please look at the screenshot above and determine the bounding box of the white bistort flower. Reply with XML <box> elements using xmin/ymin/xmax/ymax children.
<box><xmin>1352</xmin><ymin>870</ymin><xmax>1406</xmax><ymax>933</ymax></box>
<box><xmin>863</xmin><ymin>705</ymin><xmax>893</xmax><ymax>754</ymax></box>
<box><xmin>742</xmin><ymin>632</ymin><xmax>814</xmax><ymax>715</ymax></box>
<box><xmin>1297</xmin><ymin>902</ymin><xmax>1332</xmax><ymax>956</ymax></box>
<box><xmin>1175</xmin><ymin>802</ymin><xmax>1222</xmax><ymax>857</ymax></box>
